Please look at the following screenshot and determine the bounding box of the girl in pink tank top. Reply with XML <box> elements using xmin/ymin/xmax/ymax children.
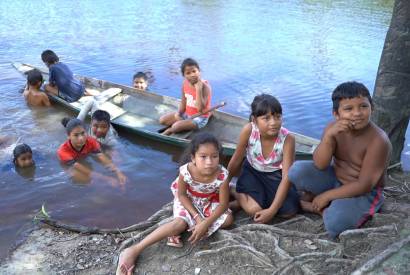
<box><xmin>159</xmin><ymin>58</ymin><xmax>212</xmax><ymax>135</ymax></box>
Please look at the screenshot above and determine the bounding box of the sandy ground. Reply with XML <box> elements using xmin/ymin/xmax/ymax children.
<box><xmin>1</xmin><ymin>170</ymin><xmax>409</xmax><ymax>275</ymax></box>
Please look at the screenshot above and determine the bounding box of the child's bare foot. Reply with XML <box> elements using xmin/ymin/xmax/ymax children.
<box><xmin>300</xmin><ymin>200</ymin><xmax>323</xmax><ymax>216</ymax></box>
<box><xmin>229</xmin><ymin>200</ymin><xmax>241</xmax><ymax>213</ymax></box>
<box><xmin>116</xmin><ymin>247</ymin><xmax>140</xmax><ymax>275</ymax></box>
<box><xmin>162</xmin><ymin>128</ymin><xmax>172</xmax><ymax>136</ymax></box>
<box><xmin>300</xmin><ymin>191</ymin><xmax>315</xmax><ymax>202</ymax></box>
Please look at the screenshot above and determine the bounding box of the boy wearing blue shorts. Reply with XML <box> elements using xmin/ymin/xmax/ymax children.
<box><xmin>288</xmin><ymin>81</ymin><xmax>391</xmax><ymax>239</ymax></box>
<box><xmin>41</xmin><ymin>50</ymin><xmax>85</xmax><ymax>103</ymax></box>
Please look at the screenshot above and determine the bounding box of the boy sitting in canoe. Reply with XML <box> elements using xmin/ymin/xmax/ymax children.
<box><xmin>23</xmin><ymin>69</ymin><xmax>51</xmax><ymax>107</ymax></box>
<box><xmin>288</xmin><ymin>81</ymin><xmax>391</xmax><ymax>239</ymax></box>
<box><xmin>159</xmin><ymin>58</ymin><xmax>212</xmax><ymax>135</ymax></box>
<box><xmin>41</xmin><ymin>50</ymin><xmax>89</xmax><ymax>103</ymax></box>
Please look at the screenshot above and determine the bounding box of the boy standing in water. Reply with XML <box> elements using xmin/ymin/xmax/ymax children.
<box><xmin>132</xmin><ymin>72</ymin><xmax>148</xmax><ymax>91</ymax></box>
<box><xmin>41</xmin><ymin>50</ymin><xmax>85</xmax><ymax>102</ymax></box>
<box><xmin>288</xmin><ymin>81</ymin><xmax>391</xmax><ymax>239</ymax></box>
<box><xmin>23</xmin><ymin>69</ymin><xmax>51</xmax><ymax>107</ymax></box>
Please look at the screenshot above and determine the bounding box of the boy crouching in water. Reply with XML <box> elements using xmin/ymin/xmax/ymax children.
<box><xmin>23</xmin><ymin>69</ymin><xmax>50</xmax><ymax>107</ymax></box>
<box><xmin>288</xmin><ymin>81</ymin><xmax>391</xmax><ymax>239</ymax></box>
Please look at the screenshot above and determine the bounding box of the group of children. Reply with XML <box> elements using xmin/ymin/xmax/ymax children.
<box><xmin>12</xmin><ymin>51</ymin><xmax>392</xmax><ymax>274</ymax></box>
<box><xmin>116</xmin><ymin>83</ymin><xmax>392</xmax><ymax>274</ymax></box>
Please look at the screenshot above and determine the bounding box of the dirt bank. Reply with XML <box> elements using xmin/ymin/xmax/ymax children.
<box><xmin>1</xmin><ymin>170</ymin><xmax>409</xmax><ymax>275</ymax></box>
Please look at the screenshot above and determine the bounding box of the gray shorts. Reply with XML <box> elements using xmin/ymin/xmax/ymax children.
<box><xmin>288</xmin><ymin>160</ymin><xmax>384</xmax><ymax>239</ymax></box>
<box><xmin>181</xmin><ymin>113</ymin><xmax>209</xmax><ymax>129</ymax></box>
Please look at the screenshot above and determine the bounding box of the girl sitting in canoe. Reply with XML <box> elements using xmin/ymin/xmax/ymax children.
<box><xmin>228</xmin><ymin>94</ymin><xmax>300</xmax><ymax>224</ymax></box>
<box><xmin>159</xmin><ymin>58</ymin><xmax>212</xmax><ymax>135</ymax></box>
<box><xmin>116</xmin><ymin>133</ymin><xmax>233</xmax><ymax>275</ymax></box>
<box><xmin>57</xmin><ymin>118</ymin><xmax>126</xmax><ymax>185</ymax></box>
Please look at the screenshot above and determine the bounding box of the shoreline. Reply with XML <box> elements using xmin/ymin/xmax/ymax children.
<box><xmin>1</xmin><ymin>170</ymin><xmax>409</xmax><ymax>274</ymax></box>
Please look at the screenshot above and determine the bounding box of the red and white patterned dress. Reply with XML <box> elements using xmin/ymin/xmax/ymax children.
<box><xmin>170</xmin><ymin>163</ymin><xmax>230</xmax><ymax>236</ymax></box>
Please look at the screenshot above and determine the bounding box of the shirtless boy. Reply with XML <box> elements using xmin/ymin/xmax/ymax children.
<box><xmin>23</xmin><ymin>69</ymin><xmax>51</xmax><ymax>107</ymax></box>
<box><xmin>288</xmin><ymin>81</ymin><xmax>391</xmax><ymax>238</ymax></box>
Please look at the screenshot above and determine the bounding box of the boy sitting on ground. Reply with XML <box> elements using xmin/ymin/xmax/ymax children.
<box><xmin>288</xmin><ymin>81</ymin><xmax>391</xmax><ymax>239</ymax></box>
<box><xmin>23</xmin><ymin>69</ymin><xmax>51</xmax><ymax>107</ymax></box>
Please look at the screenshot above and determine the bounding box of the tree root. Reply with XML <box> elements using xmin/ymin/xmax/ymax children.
<box><xmin>38</xmin><ymin>202</ymin><xmax>173</xmax><ymax>235</ymax></box>
<box><xmin>351</xmin><ymin>234</ymin><xmax>410</xmax><ymax>274</ymax></box>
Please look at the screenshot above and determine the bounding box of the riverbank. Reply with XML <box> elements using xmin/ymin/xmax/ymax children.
<box><xmin>1</xmin><ymin>169</ymin><xmax>409</xmax><ymax>275</ymax></box>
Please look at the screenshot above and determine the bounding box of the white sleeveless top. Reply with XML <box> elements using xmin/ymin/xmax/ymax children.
<box><xmin>246</xmin><ymin>123</ymin><xmax>289</xmax><ymax>172</ymax></box>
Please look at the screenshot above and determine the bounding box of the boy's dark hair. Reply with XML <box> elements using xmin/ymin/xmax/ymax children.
<box><xmin>133</xmin><ymin>72</ymin><xmax>148</xmax><ymax>81</ymax></box>
<box><xmin>250</xmin><ymin>94</ymin><xmax>282</xmax><ymax>121</ymax></box>
<box><xmin>180</xmin><ymin>58</ymin><xmax>200</xmax><ymax>75</ymax></box>
<box><xmin>27</xmin><ymin>69</ymin><xmax>43</xmax><ymax>86</ymax></box>
<box><xmin>13</xmin><ymin>143</ymin><xmax>32</xmax><ymax>163</ymax></box>
<box><xmin>61</xmin><ymin>117</ymin><xmax>85</xmax><ymax>134</ymax></box>
<box><xmin>41</xmin><ymin>50</ymin><xmax>59</xmax><ymax>64</ymax></box>
<box><xmin>180</xmin><ymin>132</ymin><xmax>222</xmax><ymax>165</ymax></box>
<box><xmin>332</xmin><ymin>81</ymin><xmax>372</xmax><ymax>112</ymax></box>
<box><xmin>92</xmin><ymin>110</ymin><xmax>111</xmax><ymax>124</ymax></box>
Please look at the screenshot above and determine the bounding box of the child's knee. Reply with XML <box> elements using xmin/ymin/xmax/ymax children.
<box><xmin>221</xmin><ymin>213</ymin><xmax>234</xmax><ymax>228</ymax></box>
<box><xmin>323</xmin><ymin>209</ymin><xmax>356</xmax><ymax>239</ymax></box>
<box><xmin>173</xmin><ymin>218</ymin><xmax>188</xmax><ymax>231</ymax></box>
<box><xmin>288</xmin><ymin>161</ymin><xmax>312</xmax><ymax>183</ymax></box>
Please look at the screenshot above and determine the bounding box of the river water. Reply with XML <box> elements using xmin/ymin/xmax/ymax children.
<box><xmin>1</xmin><ymin>0</ymin><xmax>406</xmax><ymax>260</ymax></box>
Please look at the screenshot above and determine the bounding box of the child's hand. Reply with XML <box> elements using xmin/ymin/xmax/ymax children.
<box><xmin>188</xmin><ymin>220</ymin><xmax>208</xmax><ymax>244</ymax></box>
<box><xmin>311</xmin><ymin>193</ymin><xmax>330</xmax><ymax>212</ymax></box>
<box><xmin>254</xmin><ymin>208</ymin><xmax>277</xmax><ymax>224</ymax></box>
<box><xmin>326</xmin><ymin>119</ymin><xmax>353</xmax><ymax>138</ymax></box>
<box><xmin>116</xmin><ymin>171</ymin><xmax>127</xmax><ymax>186</ymax></box>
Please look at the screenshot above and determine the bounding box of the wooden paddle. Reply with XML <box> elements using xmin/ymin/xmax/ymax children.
<box><xmin>157</xmin><ymin>101</ymin><xmax>227</xmax><ymax>134</ymax></box>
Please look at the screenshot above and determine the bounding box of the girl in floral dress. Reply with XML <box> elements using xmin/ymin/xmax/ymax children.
<box><xmin>228</xmin><ymin>94</ymin><xmax>300</xmax><ymax>224</ymax></box>
<box><xmin>116</xmin><ymin>133</ymin><xmax>233</xmax><ymax>275</ymax></box>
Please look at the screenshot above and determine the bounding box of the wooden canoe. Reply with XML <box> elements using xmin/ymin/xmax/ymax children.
<box><xmin>12</xmin><ymin>62</ymin><xmax>319</xmax><ymax>157</ymax></box>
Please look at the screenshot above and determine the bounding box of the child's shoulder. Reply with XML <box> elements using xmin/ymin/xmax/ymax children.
<box><xmin>368</xmin><ymin>122</ymin><xmax>391</xmax><ymax>146</ymax></box>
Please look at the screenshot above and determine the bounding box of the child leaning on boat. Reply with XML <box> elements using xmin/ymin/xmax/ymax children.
<box><xmin>41</xmin><ymin>49</ymin><xmax>90</xmax><ymax>102</ymax></box>
<box><xmin>159</xmin><ymin>58</ymin><xmax>212</xmax><ymax>135</ymax></box>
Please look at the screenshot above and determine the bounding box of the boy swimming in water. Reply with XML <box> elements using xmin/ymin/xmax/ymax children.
<box><xmin>23</xmin><ymin>69</ymin><xmax>51</xmax><ymax>107</ymax></box>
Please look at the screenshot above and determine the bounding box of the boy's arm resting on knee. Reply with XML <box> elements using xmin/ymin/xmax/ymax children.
<box><xmin>313</xmin><ymin>123</ymin><xmax>336</xmax><ymax>169</ymax></box>
<box><xmin>324</xmin><ymin>136</ymin><xmax>391</xmax><ymax>201</ymax></box>
<box><xmin>177</xmin><ymin>174</ymin><xmax>200</xmax><ymax>217</ymax></box>
<box><xmin>227</xmin><ymin>123</ymin><xmax>251</xmax><ymax>182</ymax></box>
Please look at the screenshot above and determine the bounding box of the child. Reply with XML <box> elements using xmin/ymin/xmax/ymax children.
<box><xmin>116</xmin><ymin>133</ymin><xmax>233</xmax><ymax>275</ymax></box>
<box><xmin>132</xmin><ymin>72</ymin><xmax>148</xmax><ymax>91</ymax></box>
<box><xmin>112</xmin><ymin>72</ymin><xmax>149</xmax><ymax>106</ymax></box>
<box><xmin>23</xmin><ymin>69</ymin><xmax>51</xmax><ymax>107</ymax></box>
<box><xmin>288</xmin><ymin>81</ymin><xmax>391</xmax><ymax>239</ymax></box>
<box><xmin>159</xmin><ymin>58</ymin><xmax>212</xmax><ymax>135</ymax></box>
<box><xmin>76</xmin><ymin>100</ymin><xmax>118</xmax><ymax>146</ymax></box>
<box><xmin>41</xmin><ymin>50</ymin><xmax>85</xmax><ymax>103</ymax></box>
<box><xmin>13</xmin><ymin>144</ymin><xmax>34</xmax><ymax>168</ymax></box>
<box><xmin>227</xmin><ymin>94</ymin><xmax>300</xmax><ymax>224</ymax></box>
<box><xmin>58</xmin><ymin>118</ymin><xmax>126</xmax><ymax>185</ymax></box>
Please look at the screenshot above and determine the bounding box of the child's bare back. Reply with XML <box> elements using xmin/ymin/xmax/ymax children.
<box><xmin>24</xmin><ymin>89</ymin><xmax>50</xmax><ymax>107</ymax></box>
